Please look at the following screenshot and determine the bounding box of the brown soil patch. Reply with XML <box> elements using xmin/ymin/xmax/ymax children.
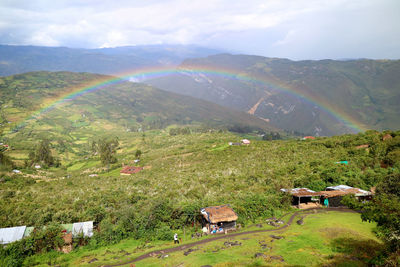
<box><xmin>247</xmin><ymin>97</ymin><xmax>264</xmax><ymax>115</ymax></box>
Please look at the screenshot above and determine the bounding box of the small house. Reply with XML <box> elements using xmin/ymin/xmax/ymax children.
<box><xmin>200</xmin><ymin>205</ymin><xmax>238</xmax><ymax>234</ymax></box>
<box><xmin>319</xmin><ymin>185</ymin><xmax>373</xmax><ymax>207</ymax></box>
<box><xmin>302</xmin><ymin>136</ymin><xmax>315</xmax><ymax>140</ymax></box>
<box><xmin>382</xmin><ymin>134</ymin><xmax>392</xmax><ymax>141</ymax></box>
<box><xmin>59</xmin><ymin>221</ymin><xmax>93</xmax><ymax>253</ymax></box>
<box><xmin>280</xmin><ymin>188</ymin><xmax>321</xmax><ymax>208</ymax></box>
<box><xmin>120</xmin><ymin>166</ymin><xmax>143</xmax><ymax>175</ymax></box>
<box><xmin>241</xmin><ymin>139</ymin><xmax>251</xmax><ymax>145</ymax></box>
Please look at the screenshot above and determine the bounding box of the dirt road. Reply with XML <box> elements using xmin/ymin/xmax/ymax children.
<box><xmin>104</xmin><ymin>208</ymin><xmax>356</xmax><ymax>266</ymax></box>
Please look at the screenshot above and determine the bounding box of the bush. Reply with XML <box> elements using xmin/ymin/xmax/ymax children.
<box><xmin>0</xmin><ymin>223</ymin><xmax>63</xmax><ymax>267</ymax></box>
<box><xmin>154</xmin><ymin>225</ymin><xmax>173</xmax><ymax>241</ymax></box>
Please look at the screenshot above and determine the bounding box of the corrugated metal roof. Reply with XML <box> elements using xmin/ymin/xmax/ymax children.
<box><xmin>326</xmin><ymin>185</ymin><xmax>353</xmax><ymax>191</ymax></box>
<box><xmin>0</xmin><ymin>226</ymin><xmax>26</xmax><ymax>244</ymax></box>
<box><xmin>280</xmin><ymin>188</ymin><xmax>321</xmax><ymax>197</ymax></box>
<box><xmin>325</xmin><ymin>185</ymin><xmax>371</xmax><ymax>196</ymax></box>
<box><xmin>72</xmin><ymin>221</ymin><xmax>93</xmax><ymax>237</ymax></box>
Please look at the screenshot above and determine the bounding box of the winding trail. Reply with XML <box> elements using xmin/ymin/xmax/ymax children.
<box><xmin>104</xmin><ymin>208</ymin><xmax>356</xmax><ymax>266</ymax></box>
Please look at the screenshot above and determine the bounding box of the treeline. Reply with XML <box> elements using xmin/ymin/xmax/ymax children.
<box><xmin>169</xmin><ymin>127</ymin><xmax>191</xmax><ymax>136</ymax></box>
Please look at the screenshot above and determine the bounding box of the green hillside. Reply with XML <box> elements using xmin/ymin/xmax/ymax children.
<box><xmin>1</xmin><ymin>128</ymin><xmax>399</xmax><ymax>266</ymax></box>
<box><xmin>147</xmin><ymin>54</ymin><xmax>400</xmax><ymax>136</ymax></box>
<box><xmin>0</xmin><ymin>71</ymin><xmax>399</xmax><ymax>266</ymax></box>
<box><xmin>0</xmin><ymin>71</ymin><xmax>276</xmax><ymax>163</ymax></box>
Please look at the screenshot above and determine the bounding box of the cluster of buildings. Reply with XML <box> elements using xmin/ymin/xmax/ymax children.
<box><xmin>281</xmin><ymin>185</ymin><xmax>373</xmax><ymax>209</ymax></box>
<box><xmin>0</xmin><ymin>185</ymin><xmax>374</xmax><ymax>247</ymax></box>
<box><xmin>0</xmin><ymin>221</ymin><xmax>93</xmax><ymax>251</ymax></box>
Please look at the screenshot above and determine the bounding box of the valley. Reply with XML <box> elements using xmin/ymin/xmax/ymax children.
<box><xmin>0</xmin><ymin>69</ymin><xmax>399</xmax><ymax>266</ymax></box>
<box><xmin>147</xmin><ymin>54</ymin><xmax>400</xmax><ymax>136</ymax></box>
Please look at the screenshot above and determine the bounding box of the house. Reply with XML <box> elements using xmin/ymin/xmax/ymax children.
<box><xmin>382</xmin><ymin>134</ymin><xmax>392</xmax><ymax>141</ymax></box>
<box><xmin>200</xmin><ymin>205</ymin><xmax>238</xmax><ymax>234</ymax></box>
<box><xmin>280</xmin><ymin>188</ymin><xmax>321</xmax><ymax>208</ymax></box>
<box><xmin>302</xmin><ymin>136</ymin><xmax>315</xmax><ymax>140</ymax></box>
<box><xmin>0</xmin><ymin>226</ymin><xmax>29</xmax><ymax>245</ymax></box>
<box><xmin>319</xmin><ymin>185</ymin><xmax>373</xmax><ymax>207</ymax></box>
<box><xmin>241</xmin><ymin>139</ymin><xmax>251</xmax><ymax>145</ymax></box>
<box><xmin>60</xmin><ymin>221</ymin><xmax>93</xmax><ymax>253</ymax></box>
<box><xmin>356</xmin><ymin>144</ymin><xmax>369</xmax><ymax>149</ymax></box>
<box><xmin>120</xmin><ymin>166</ymin><xmax>143</xmax><ymax>175</ymax></box>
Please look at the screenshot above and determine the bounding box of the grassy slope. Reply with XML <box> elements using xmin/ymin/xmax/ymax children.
<box><xmin>0</xmin><ymin>71</ymin><xmax>398</xmax><ymax>266</ymax></box>
<box><xmin>137</xmin><ymin>211</ymin><xmax>380</xmax><ymax>267</ymax></box>
<box><xmin>25</xmin><ymin>211</ymin><xmax>380</xmax><ymax>266</ymax></box>
<box><xmin>1</xmin><ymin>129</ymin><xmax>394</xmax><ymax>227</ymax></box>
<box><xmin>0</xmin><ymin>71</ymin><xmax>276</xmax><ymax>164</ymax></box>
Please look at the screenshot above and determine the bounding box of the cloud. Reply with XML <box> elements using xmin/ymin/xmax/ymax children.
<box><xmin>0</xmin><ymin>0</ymin><xmax>399</xmax><ymax>59</ymax></box>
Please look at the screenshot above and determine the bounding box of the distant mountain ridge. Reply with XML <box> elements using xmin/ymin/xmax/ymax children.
<box><xmin>147</xmin><ymin>54</ymin><xmax>400</xmax><ymax>136</ymax></box>
<box><xmin>0</xmin><ymin>44</ymin><xmax>224</xmax><ymax>76</ymax></box>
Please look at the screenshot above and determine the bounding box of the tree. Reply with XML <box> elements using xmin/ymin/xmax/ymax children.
<box><xmin>98</xmin><ymin>137</ymin><xmax>119</xmax><ymax>168</ymax></box>
<box><xmin>34</xmin><ymin>139</ymin><xmax>54</xmax><ymax>166</ymax></box>
<box><xmin>361</xmin><ymin>173</ymin><xmax>400</xmax><ymax>253</ymax></box>
<box><xmin>0</xmin><ymin>151</ymin><xmax>14</xmax><ymax>170</ymax></box>
<box><xmin>135</xmin><ymin>149</ymin><xmax>142</xmax><ymax>159</ymax></box>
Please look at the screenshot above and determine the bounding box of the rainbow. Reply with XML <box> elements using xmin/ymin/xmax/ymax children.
<box><xmin>13</xmin><ymin>64</ymin><xmax>367</xmax><ymax>133</ymax></box>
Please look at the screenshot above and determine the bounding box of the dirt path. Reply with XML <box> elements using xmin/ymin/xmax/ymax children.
<box><xmin>104</xmin><ymin>208</ymin><xmax>355</xmax><ymax>266</ymax></box>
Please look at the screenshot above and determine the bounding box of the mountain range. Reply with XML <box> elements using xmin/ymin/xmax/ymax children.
<box><xmin>0</xmin><ymin>44</ymin><xmax>223</xmax><ymax>76</ymax></box>
<box><xmin>1</xmin><ymin>45</ymin><xmax>399</xmax><ymax>136</ymax></box>
<box><xmin>147</xmin><ymin>54</ymin><xmax>400</xmax><ymax>136</ymax></box>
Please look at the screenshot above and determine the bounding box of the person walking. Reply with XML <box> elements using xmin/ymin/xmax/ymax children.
<box><xmin>174</xmin><ymin>233</ymin><xmax>179</xmax><ymax>244</ymax></box>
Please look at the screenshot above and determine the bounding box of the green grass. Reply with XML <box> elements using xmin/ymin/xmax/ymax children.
<box><xmin>23</xmin><ymin>211</ymin><xmax>377</xmax><ymax>266</ymax></box>
<box><xmin>0</xmin><ymin>71</ymin><xmax>398</xmax><ymax>266</ymax></box>
<box><xmin>128</xmin><ymin>211</ymin><xmax>380</xmax><ymax>267</ymax></box>
<box><xmin>274</xmin><ymin>211</ymin><xmax>381</xmax><ymax>266</ymax></box>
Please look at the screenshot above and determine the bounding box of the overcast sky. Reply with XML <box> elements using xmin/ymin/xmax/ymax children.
<box><xmin>0</xmin><ymin>0</ymin><xmax>399</xmax><ymax>59</ymax></box>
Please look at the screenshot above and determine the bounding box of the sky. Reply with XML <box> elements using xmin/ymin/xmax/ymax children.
<box><xmin>0</xmin><ymin>0</ymin><xmax>399</xmax><ymax>60</ymax></box>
